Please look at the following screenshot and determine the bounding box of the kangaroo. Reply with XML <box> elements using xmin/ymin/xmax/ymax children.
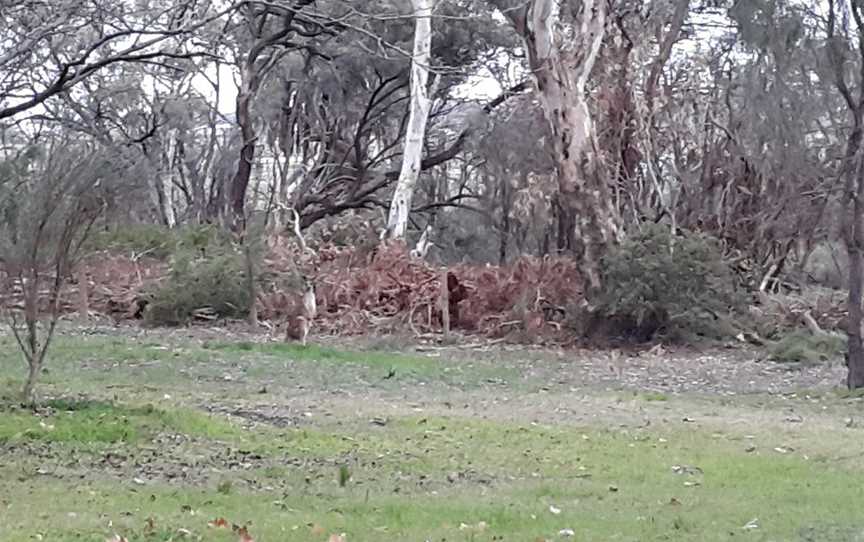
<box><xmin>284</xmin><ymin>276</ymin><xmax>317</xmax><ymax>346</ymax></box>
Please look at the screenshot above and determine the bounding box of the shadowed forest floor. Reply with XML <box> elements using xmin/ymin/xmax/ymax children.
<box><xmin>1</xmin><ymin>324</ymin><xmax>863</xmax><ymax>541</ymax></box>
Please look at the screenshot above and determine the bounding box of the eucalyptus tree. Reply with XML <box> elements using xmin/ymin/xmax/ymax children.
<box><xmin>483</xmin><ymin>0</ymin><xmax>619</xmax><ymax>288</ymax></box>
<box><xmin>822</xmin><ymin>0</ymin><xmax>864</xmax><ymax>389</ymax></box>
<box><xmin>243</xmin><ymin>0</ymin><xmax>519</xmax><ymax>233</ymax></box>
<box><xmin>385</xmin><ymin>0</ymin><xmax>435</xmax><ymax>240</ymax></box>
<box><xmin>0</xmin><ymin>0</ymin><xmax>234</xmax><ymax>121</ymax></box>
<box><xmin>221</xmin><ymin>0</ymin><xmax>335</xmax><ymax>230</ymax></box>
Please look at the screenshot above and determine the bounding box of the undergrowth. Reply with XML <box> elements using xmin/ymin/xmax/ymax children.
<box><xmin>593</xmin><ymin>224</ymin><xmax>744</xmax><ymax>343</ymax></box>
<box><xmin>769</xmin><ymin>330</ymin><xmax>846</xmax><ymax>364</ymax></box>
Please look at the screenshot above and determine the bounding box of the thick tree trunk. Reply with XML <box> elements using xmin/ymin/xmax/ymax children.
<box><xmin>440</xmin><ymin>269</ymin><xmax>450</xmax><ymax>339</ymax></box>
<box><xmin>22</xmin><ymin>352</ymin><xmax>42</xmax><ymax>404</ymax></box>
<box><xmin>152</xmin><ymin>175</ymin><xmax>171</xmax><ymax>227</ymax></box>
<box><xmin>386</xmin><ymin>0</ymin><xmax>434</xmax><ymax>239</ymax></box>
<box><xmin>230</xmin><ymin>79</ymin><xmax>256</xmax><ymax>231</ymax></box>
<box><xmin>76</xmin><ymin>266</ymin><xmax>89</xmax><ymax>320</ymax></box>
<box><xmin>844</xmin><ymin>125</ymin><xmax>864</xmax><ymax>389</ymax></box>
<box><xmin>161</xmin><ymin>130</ymin><xmax>178</xmax><ymax>228</ymax></box>
<box><xmin>514</xmin><ymin>0</ymin><xmax>620</xmax><ymax>288</ymax></box>
<box><xmin>499</xmin><ymin>181</ymin><xmax>510</xmax><ymax>265</ymax></box>
<box><xmin>555</xmin><ymin>195</ymin><xmax>573</xmax><ymax>252</ymax></box>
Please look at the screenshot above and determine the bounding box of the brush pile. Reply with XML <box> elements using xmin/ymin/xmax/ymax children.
<box><xmin>259</xmin><ymin>240</ymin><xmax>585</xmax><ymax>339</ymax></box>
<box><xmin>2</xmin><ymin>239</ymin><xmax>586</xmax><ymax>341</ymax></box>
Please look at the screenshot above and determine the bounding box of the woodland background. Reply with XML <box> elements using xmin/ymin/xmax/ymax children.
<box><xmin>2</xmin><ymin>0</ymin><xmax>864</xmax><ymax>399</ymax></box>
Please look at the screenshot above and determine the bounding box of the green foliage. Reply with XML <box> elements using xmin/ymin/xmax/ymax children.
<box><xmin>801</xmin><ymin>242</ymin><xmax>846</xmax><ymax>290</ymax></box>
<box><xmin>596</xmin><ymin>224</ymin><xmax>743</xmax><ymax>341</ymax></box>
<box><xmin>769</xmin><ymin>330</ymin><xmax>846</xmax><ymax>364</ymax></box>
<box><xmin>0</xmin><ymin>142</ymin><xmax>107</xmax><ymax>270</ymax></box>
<box><xmin>175</xmin><ymin>223</ymin><xmax>234</xmax><ymax>255</ymax></box>
<box><xmin>216</xmin><ymin>480</ymin><xmax>233</xmax><ymax>495</ymax></box>
<box><xmin>89</xmin><ymin>224</ymin><xmax>251</xmax><ymax>326</ymax></box>
<box><xmin>338</xmin><ymin>464</ymin><xmax>351</xmax><ymax>487</ymax></box>
<box><xmin>87</xmin><ymin>223</ymin><xmax>232</xmax><ymax>260</ymax></box>
<box><xmin>87</xmin><ymin>223</ymin><xmax>177</xmax><ymax>258</ymax></box>
<box><xmin>144</xmin><ymin>240</ymin><xmax>252</xmax><ymax>326</ymax></box>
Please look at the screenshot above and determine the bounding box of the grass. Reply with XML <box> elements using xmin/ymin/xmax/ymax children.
<box><xmin>2</xmin><ymin>329</ymin><xmax>864</xmax><ymax>540</ymax></box>
<box><xmin>0</xmin><ymin>334</ymin><xmax>516</xmax><ymax>391</ymax></box>
<box><xmin>202</xmin><ymin>340</ymin><xmax>452</xmax><ymax>377</ymax></box>
<box><xmin>2</xmin><ymin>414</ymin><xmax>864</xmax><ymax>541</ymax></box>
<box><xmin>198</xmin><ymin>339</ymin><xmax>518</xmax><ymax>387</ymax></box>
<box><xmin>0</xmin><ymin>333</ymin><xmax>513</xmax><ymax>400</ymax></box>
<box><xmin>629</xmin><ymin>391</ymin><xmax>670</xmax><ymax>402</ymax></box>
<box><xmin>0</xmin><ymin>399</ymin><xmax>243</xmax><ymax>445</ymax></box>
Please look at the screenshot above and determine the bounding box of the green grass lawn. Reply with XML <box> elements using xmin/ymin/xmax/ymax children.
<box><xmin>0</xmin><ymin>333</ymin><xmax>516</xmax><ymax>402</ymax></box>
<box><xmin>1</xmin><ymin>331</ymin><xmax>863</xmax><ymax>541</ymax></box>
<box><xmin>2</xmin><ymin>401</ymin><xmax>863</xmax><ymax>541</ymax></box>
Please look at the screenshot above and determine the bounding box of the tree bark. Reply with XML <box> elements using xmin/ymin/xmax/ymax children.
<box><xmin>76</xmin><ymin>266</ymin><xmax>89</xmax><ymax>320</ymax></box>
<box><xmin>386</xmin><ymin>0</ymin><xmax>434</xmax><ymax>239</ymax></box>
<box><xmin>504</xmin><ymin>0</ymin><xmax>620</xmax><ymax>288</ymax></box>
<box><xmin>22</xmin><ymin>351</ymin><xmax>42</xmax><ymax>405</ymax></box>
<box><xmin>440</xmin><ymin>269</ymin><xmax>450</xmax><ymax>339</ymax></box>
<box><xmin>845</xmin><ymin>126</ymin><xmax>864</xmax><ymax>389</ymax></box>
<box><xmin>828</xmin><ymin>0</ymin><xmax>864</xmax><ymax>389</ymax></box>
<box><xmin>499</xmin><ymin>178</ymin><xmax>511</xmax><ymax>265</ymax></box>
<box><xmin>229</xmin><ymin>73</ymin><xmax>256</xmax><ymax>231</ymax></box>
<box><xmin>161</xmin><ymin>129</ymin><xmax>179</xmax><ymax>228</ymax></box>
<box><xmin>225</xmin><ymin>0</ymin><xmax>321</xmax><ymax>231</ymax></box>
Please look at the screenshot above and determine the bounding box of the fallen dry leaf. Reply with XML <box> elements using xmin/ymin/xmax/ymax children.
<box><xmin>328</xmin><ymin>533</ymin><xmax>347</xmax><ymax>542</ymax></box>
<box><xmin>234</xmin><ymin>525</ymin><xmax>255</xmax><ymax>542</ymax></box>
<box><xmin>208</xmin><ymin>517</ymin><xmax>230</xmax><ymax>528</ymax></box>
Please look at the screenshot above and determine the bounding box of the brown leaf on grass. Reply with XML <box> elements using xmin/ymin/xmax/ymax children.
<box><xmin>234</xmin><ymin>525</ymin><xmax>255</xmax><ymax>542</ymax></box>
<box><xmin>208</xmin><ymin>517</ymin><xmax>229</xmax><ymax>528</ymax></box>
<box><xmin>329</xmin><ymin>533</ymin><xmax>347</xmax><ymax>542</ymax></box>
<box><xmin>105</xmin><ymin>535</ymin><xmax>128</xmax><ymax>542</ymax></box>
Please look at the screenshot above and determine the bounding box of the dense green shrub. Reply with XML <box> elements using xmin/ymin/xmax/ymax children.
<box><xmin>87</xmin><ymin>223</ymin><xmax>231</xmax><ymax>260</ymax></box>
<box><xmin>801</xmin><ymin>242</ymin><xmax>846</xmax><ymax>290</ymax></box>
<box><xmin>88</xmin><ymin>223</ymin><xmax>176</xmax><ymax>258</ymax></box>
<box><xmin>768</xmin><ymin>330</ymin><xmax>846</xmax><ymax>364</ymax></box>
<box><xmin>174</xmin><ymin>223</ymin><xmax>234</xmax><ymax>256</ymax></box>
<box><xmin>594</xmin><ymin>224</ymin><xmax>743</xmax><ymax>342</ymax></box>
<box><xmin>144</xmin><ymin>243</ymin><xmax>252</xmax><ymax>326</ymax></box>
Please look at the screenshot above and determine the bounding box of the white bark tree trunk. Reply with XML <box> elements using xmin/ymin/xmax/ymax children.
<box><xmin>493</xmin><ymin>0</ymin><xmax>619</xmax><ymax>288</ymax></box>
<box><xmin>386</xmin><ymin>0</ymin><xmax>434</xmax><ymax>240</ymax></box>
<box><xmin>162</xmin><ymin>129</ymin><xmax>178</xmax><ymax>228</ymax></box>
